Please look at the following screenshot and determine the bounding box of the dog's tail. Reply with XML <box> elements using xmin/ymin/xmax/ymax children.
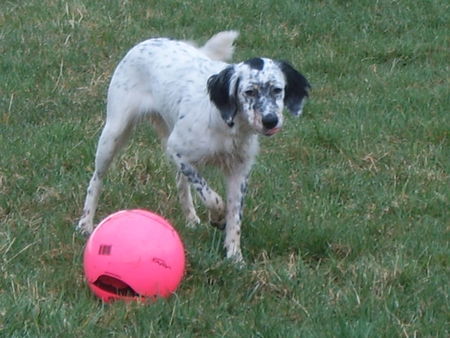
<box><xmin>200</xmin><ymin>30</ymin><xmax>239</xmax><ymax>62</ymax></box>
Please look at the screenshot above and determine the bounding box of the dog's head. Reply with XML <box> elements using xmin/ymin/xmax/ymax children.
<box><xmin>207</xmin><ymin>57</ymin><xmax>310</xmax><ymax>136</ymax></box>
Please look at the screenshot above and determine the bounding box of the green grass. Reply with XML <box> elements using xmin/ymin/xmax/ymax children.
<box><xmin>1</xmin><ymin>0</ymin><xmax>448</xmax><ymax>336</ymax></box>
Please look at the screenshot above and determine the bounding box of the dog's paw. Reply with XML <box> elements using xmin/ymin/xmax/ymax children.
<box><xmin>208</xmin><ymin>199</ymin><xmax>226</xmax><ymax>230</ymax></box>
<box><xmin>186</xmin><ymin>213</ymin><xmax>201</xmax><ymax>228</ymax></box>
<box><xmin>210</xmin><ymin>219</ymin><xmax>226</xmax><ymax>231</ymax></box>
<box><xmin>209</xmin><ymin>209</ymin><xmax>226</xmax><ymax>230</ymax></box>
<box><xmin>76</xmin><ymin>219</ymin><xmax>94</xmax><ymax>236</ymax></box>
<box><xmin>224</xmin><ymin>236</ymin><xmax>245</xmax><ymax>265</ymax></box>
<box><xmin>226</xmin><ymin>249</ymin><xmax>245</xmax><ymax>266</ymax></box>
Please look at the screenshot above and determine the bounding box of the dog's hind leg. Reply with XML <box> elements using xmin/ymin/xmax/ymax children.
<box><xmin>176</xmin><ymin>171</ymin><xmax>201</xmax><ymax>228</ymax></box>
<box><xmin>77</xmin><ymin>92</ymin><xmax>140</xmax><ymax>234</ymax></box>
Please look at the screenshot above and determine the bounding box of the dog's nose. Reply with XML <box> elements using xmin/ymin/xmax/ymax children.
<box><xmin>262</xmin><ymin>113</ymin><xmax>278</xmax><ymax>130</ymax></box>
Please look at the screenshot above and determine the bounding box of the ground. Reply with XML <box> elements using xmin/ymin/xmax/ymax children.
<box><xmin>0</xmin><ymin>0</ymin><xmax>448</xmax><ymax>336</ymax></box>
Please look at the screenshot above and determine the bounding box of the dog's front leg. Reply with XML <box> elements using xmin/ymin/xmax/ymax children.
<box><xmin>224</xmin><ymin>171</ymin><xmax>249</xmax><ymax>263</ymax></box>
<box><xmin>169</xmin><ymin>151</ymin><xmax>226</xmax><ymax>228</ymax></box>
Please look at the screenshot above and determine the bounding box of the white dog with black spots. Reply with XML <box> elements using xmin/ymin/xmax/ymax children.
<box><xmin>78</xmin><ymin>31</ymin><xmax>310</xmax><ymax>263</ymax></box>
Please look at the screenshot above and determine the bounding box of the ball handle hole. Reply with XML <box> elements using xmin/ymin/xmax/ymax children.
<box><xmin>93</xmin><ymin>275</ymin><xmax>140</xmax><ymax>297</ymax></box>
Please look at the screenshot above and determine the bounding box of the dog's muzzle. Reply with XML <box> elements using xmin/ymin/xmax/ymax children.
<box><xmin>262</xmin><ymin>113</ymin><xmax>281</xmax><ymax>136</ymax></box>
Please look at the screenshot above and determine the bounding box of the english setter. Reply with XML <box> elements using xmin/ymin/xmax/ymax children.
<box><xmin>78</xmin><ymin>31</ymin><xmax>310</xmax><ymax>263</ymax></box>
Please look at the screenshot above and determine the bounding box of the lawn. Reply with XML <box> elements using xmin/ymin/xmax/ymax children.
<box><xmin>0</xmin><ymin>0</ymin><xmax>448</xmax><ymax>336</ymax></box>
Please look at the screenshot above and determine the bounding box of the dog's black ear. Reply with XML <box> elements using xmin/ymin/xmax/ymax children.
<box><xmin>277</xmin><ymin>61</ymin><xmax>311</xmax><ymax>116</ymax></box>
<box><xmin>207</xmin><ymin>66</ymin><xmax>239</xmax><ymax>127</ymax></box>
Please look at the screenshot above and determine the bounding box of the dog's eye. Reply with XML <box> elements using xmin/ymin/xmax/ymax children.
<box><xmin>272</xmin><ymin>87</ymin><xmax>283</xmax><ymax>95</ymax></box>
<box><xmin>244</xmin><ymin>89</ymin><xmax>257</xmax><ymax>97</ymax></box>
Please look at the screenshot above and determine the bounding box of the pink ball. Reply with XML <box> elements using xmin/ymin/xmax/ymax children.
<box><xmin>83</xmin><ymin>209</ymin><xmax>185</xmax><ymax>302</ymax></box>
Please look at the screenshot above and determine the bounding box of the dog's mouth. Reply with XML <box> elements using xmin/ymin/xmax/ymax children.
<box><xmin>263</xmin><ymin>127</ymin><xmax>281</xmax><ymax>136</ymax></box>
